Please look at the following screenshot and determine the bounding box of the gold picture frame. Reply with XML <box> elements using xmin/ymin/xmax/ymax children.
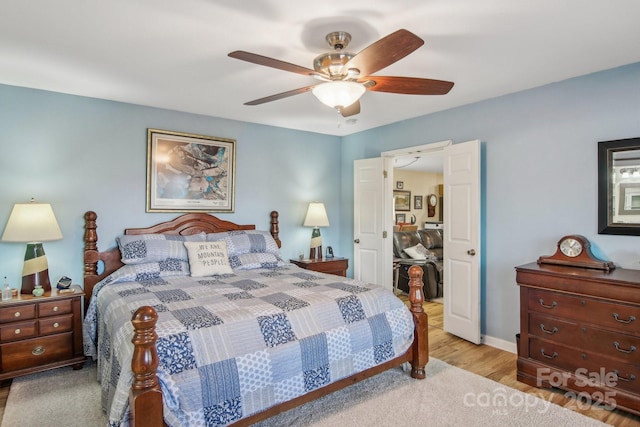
<box><xmin>146</xmin><ymin>128</ymin><xmax>236</xmax><ymax>212</ymax></box>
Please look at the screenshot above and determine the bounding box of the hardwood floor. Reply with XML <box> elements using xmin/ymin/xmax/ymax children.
<box><xmin>0</xmin><ymin>300</ymin><xmax>638</xmax><ymax>426</ymax></box>
<box><xmin>410</xmin><ymin>297</ymin><xmax>640</xmax><ymax>427</ymax></box>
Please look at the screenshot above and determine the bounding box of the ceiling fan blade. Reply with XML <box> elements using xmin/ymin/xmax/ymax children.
<box><xmin>229</xmin><ymin>51</ymin><xmax>326</xmax><ymax>78</ymax></box>
<box><xmin>243</xmin><ymin>85</ymin><xmax>317</xmax><ymax>106</ymax></box>
<box><xmin>362</xmin><ymin>76</ymin><xmax>454</xmax><ymax>95</ymax></box>
<box><xmin>340</xmin><ymin>101</ymin><xmax>360</xmax><ymax>117</ymax></box>
<box><xmin>345</xmin><ymin>29</ymin><xmax>424</xmax><ymax>77</ymax></box>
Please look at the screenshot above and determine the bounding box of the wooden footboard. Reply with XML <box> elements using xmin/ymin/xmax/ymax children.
<box><xmin>128</xmin><ymin>266</ymin><xmax>428</xmax><ymax>427</ymax></box>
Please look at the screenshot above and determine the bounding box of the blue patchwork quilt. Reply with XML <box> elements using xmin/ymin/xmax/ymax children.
<box><xmin>83</xmin><ymin>263</ymin><xmax>414</xmax><ymax>427</ymax></box>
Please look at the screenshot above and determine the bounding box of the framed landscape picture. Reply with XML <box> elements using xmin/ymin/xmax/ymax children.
<box><xmin>394</xmin><ymin>190</ymin><xmax>411</xmax><ymax>211</ymax></box>
<box><xmin>146</xmin><ymin>128</ymin><xmax>236</xmax><ymax>212</ymax></box>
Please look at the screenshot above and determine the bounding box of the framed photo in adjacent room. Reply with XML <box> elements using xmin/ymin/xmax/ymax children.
<box><xmin>414</xmin><ymin>195</ymin><xmax>423</xmax><ymax>209</ymax></box>
<box><xmin>394</xmin><ymin>190</ymin><xmax>411</xmax><ymax>211</ymax></box>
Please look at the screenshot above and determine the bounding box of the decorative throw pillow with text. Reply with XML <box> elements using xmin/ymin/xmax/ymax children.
<box><xmin>184</xmin><ymin>241</ymin><xmax>234</xmax><ymax>277</ymax></box>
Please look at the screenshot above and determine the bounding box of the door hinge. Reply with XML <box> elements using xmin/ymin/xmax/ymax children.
<box><xmin>383</xmin><ymin>230</ymin><xmax>388</xmax><ymax>238</ymax></box>
<box><xmin>383</xmin><ymin>170</ymin><xmax>388</xmax><ymax>178</ymax></box>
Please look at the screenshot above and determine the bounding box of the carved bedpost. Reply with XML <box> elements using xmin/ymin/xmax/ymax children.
<box><xmin>130</xmin><ymin>306</ymin><xmax>163</xmax><ymax>427</ymax></box>
<box><xmin>408</xmin><ymin>265</ymin><xmax>429</xmax><ymax>379</ymax></box>
<box><xmin>84</xmin><ymin>211</ymin><xmax>99</xmax><ymax>277</ymax></box>
<box><xmin>270</xmin><ymin>211</ymin><xmax>281</xmax><ymax>248</ymax></box>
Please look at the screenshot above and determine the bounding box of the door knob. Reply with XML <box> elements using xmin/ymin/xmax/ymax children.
<box><xmin>354</xmin><ymin>239</ymin><xmax>360</xmax><ymax>244</ymax></box>
<box><xmin>467</xmin><ymin>249</ymin><xmax>476</xmax><ymax>256</ymax></box>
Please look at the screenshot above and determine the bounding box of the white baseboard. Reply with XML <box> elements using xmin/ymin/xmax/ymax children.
<box><xmin>482</xmin><ymin>335</ymin><xmax>517</xmax><ymax>354</ymax></box>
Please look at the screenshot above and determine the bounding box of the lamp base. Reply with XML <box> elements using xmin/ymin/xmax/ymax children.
<box><xmin>309</xmin><ymin>245</ymin><xmax>323</xmax><ymax>261</ymax></box>
<box><xmin>21</xmin><ymin>243</ymin><xmax>52</xmax><ymax>294</ymax></box>
<box><xmin>309</xmin><ymin>227</ymin><xmax>323</xmax><ymax>260</ymax></box>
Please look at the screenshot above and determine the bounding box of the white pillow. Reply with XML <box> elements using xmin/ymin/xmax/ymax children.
<box><xmin>184</xmin><ymin>241</ymin><xmax>233</xmax><ymax>277</ymax></box>
<box><xmin>404</xmin><ymin>243</ymin><xmax>429</xmax><ymax>260</ymax></box>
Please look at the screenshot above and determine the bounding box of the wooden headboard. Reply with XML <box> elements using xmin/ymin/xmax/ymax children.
<box><xmin>83</xmin><ymin>210</ymin><xmax>281</xmax><ymax>311</ymax></box>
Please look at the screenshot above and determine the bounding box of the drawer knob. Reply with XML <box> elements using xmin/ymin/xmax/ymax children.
<box><xmin>538</xmin><ymin>299</ymin><xmax>557</xmax><ymax>309</ymax></box>
<box><xmin>32</xmin><ymin>346</ymin><xmax>45</xmax><ymax>356</ymax></box>
<box><xmin>53</xmin><ymin>306</ymin><xmax>59</xmax><ymax>312</ymax></box>
<box><xmin>539</xmin><ymin>324</ymin><xmax>558</xmax><ymax>334</ymax></box>
<box><xmin>613</xmin><ymin>341</ymin><xmax>637</xmax><ymax>354</ymax></box>
<box><xmin>14</xmin><ymin>329</ymin><xmax>20</xmax><ymax>335</ymax></box>
<box><xmin>540</xmin><ymin>349</ymin><xmax>558</xmax><ymax>359</ymax></box>
<box><xmin>614</xmin><ymin>370</ymin><xmax>637</xmax><ymax>382</ymax></box>
<box><xmin>14</xmin><ymin>312</ymin><xmax>20</xmax><ymax>318</ymax></box>
<box><xmin>53</xmin><ymin>322</ymin><xmax>59</xmax><ymax>328</ymax></box>
<box><xmin>612</xmin><ymin>313</ymin><xmax>636</xmax><ymax>324</ymax></box>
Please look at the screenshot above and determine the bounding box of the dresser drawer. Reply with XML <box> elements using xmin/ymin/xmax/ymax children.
<box><xmin>0</xmin><ymin>333</ymin><xmax>73</xmax><ymax>372</ymax></box>
<box><xmin>39</xmin><ymin>314</ymin><xmax>72</xmax><ymax>336</ymax></box>
<box><xmin>0</xmin><ymin>321</ymin><xmax>37</xmax><ymax>343</ymax></box>
<box><xmin>0</xmin><ymin>304</ymin><xmax>36</xmax><ymax>323</ymax></box>
<box><xmin>528</xmin><ymin>289</ymin><xmax>640</xmax><ymax>336</ymax></box>
<box><xmin>528</xmin><ymin>336</ymin><xmax>640</xmax><ymax>394</ymax></box>
<box><xmin>38</xmin><ymin>299</ymin><xmax>72</xmax><ymax>317</ymax></box>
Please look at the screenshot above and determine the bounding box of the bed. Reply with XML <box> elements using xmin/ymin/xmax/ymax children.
<box><xmin>82</xmin><ymin>210</ymin><xmax>428</xmax><ymax>427</ymax></box>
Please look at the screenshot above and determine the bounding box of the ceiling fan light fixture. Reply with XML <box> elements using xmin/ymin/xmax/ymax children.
<box><xmin>312</xmin><ymin>81</ymin><xmax>365</xmax><ymax>110</ymax></box>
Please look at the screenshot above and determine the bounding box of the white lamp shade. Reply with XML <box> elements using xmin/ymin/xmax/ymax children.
<box><xmin>2</xmin><ymin>202</ymin><xmax>63</xmax><ymax>242</ymax></box>
<box><xmin>312</xmin><ymin>81</ymin><xmax>365</xmax><ymax>109</ymax></box>
<box><xmin>303</xmin><ymin>202</ymin><xmax>330</xmax><ymax>227</ymax></box>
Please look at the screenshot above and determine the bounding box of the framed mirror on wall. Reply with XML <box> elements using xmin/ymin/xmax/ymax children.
<box><xmin>598</xmin><ymin>137</ymin><xmax>640</xmax><ymax>235</ymax></box>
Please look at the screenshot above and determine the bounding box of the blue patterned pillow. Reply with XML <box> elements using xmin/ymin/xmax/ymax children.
<box><xmin>229</xmin><ymin>252</ymin><xmax>286</xmax><ymax>270</ymax></box>
<box><xmin>108</xmin><ymin>260</ymin><xmax>191</xmax><ymax>282</ymax></box>
<box><xmin>206</xmin><ymin>230</ymin><xmax>280</xmax><ymax>257</ymax></box>
<box><xmin>117</xmin><ymin>232</ymin><xmax>206</xmax><ymax>265</ymax></box>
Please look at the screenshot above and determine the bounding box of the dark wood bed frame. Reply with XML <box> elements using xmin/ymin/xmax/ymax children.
<box><xmin>83</xmin><ymin>210</ymin><xmax>429</xmax><ymax>427</ymax></box>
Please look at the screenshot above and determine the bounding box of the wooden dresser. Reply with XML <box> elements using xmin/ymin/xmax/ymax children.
<box><xmin>516</xmin><ymin>262</ymin><xmax>640</xmax><ymax>414</ymax></box>
<box><xmin>0</xmin><ymin>288</ymin><xmax>85</xmax><ymax>380</ymax></box>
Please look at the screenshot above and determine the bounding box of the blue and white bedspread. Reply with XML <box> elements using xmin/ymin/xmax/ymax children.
<box><xmin>83</xmin><ymin>263</ymin><xmax>414</xmax><ymax>427</ymax></box>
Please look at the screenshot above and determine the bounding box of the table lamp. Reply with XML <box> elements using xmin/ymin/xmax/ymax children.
<box><xmin>1</xmin><ymin>199</ymin><xmax>63</xmax><ymax>294</ymax></box>
<box><xmin>303</xmin><ymin>202</ymin><xmax>330</xmax><ymax>260</ymax></box>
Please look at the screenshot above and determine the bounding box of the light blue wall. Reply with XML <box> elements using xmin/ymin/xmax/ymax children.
<box><xmin>2</xmin><ymin>62</ymin><xmax>639</xmax><ymax>345</ymax></box>
<box><xmin>340</xmin><ymin>62</ymin><xmax>640</xmax><ymax>343</ymax></box>
<box><xmin>0</xmin><ymin>84</ymin><xmax>341</xmax><ymax>289</ymax></box>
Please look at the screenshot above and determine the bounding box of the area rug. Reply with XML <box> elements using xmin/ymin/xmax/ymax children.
<box><xmin>1</xmin><ymin>358</ymin><xmax>609</xmax><ymax>427</ymax></box>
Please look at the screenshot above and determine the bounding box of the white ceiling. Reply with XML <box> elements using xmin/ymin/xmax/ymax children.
<box><xmin>2</xmin><ymin>1</ymin><xmax>639</xmax><ymax>137</ymax></box>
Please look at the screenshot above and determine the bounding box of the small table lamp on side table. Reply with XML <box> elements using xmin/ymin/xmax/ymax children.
<box><xmin>1</xmin><ymin>198</ymin><xmax>63</xmax><ymax>295</ymax></box>
<box><xmin>303</xmin><ymin>202</ymin><xmax>330</xmax><ymax>260</ymax></box>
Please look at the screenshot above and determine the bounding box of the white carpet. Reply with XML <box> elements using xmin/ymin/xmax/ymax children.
<box><xmin>1</xmin><ymin>359</ymin><xmax>609</xmax><ymax>427</ymax></box>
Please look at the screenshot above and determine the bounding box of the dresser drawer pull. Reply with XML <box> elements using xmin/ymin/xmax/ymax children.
<box><xmin>614</xmin><ymin>370</ymin><xmax>637</xmax><ymax>382</ymax></box>
<box><xmin>14</xmin><ymin>328</ymin><xmax>21</xmax><ymax>335</ymax></box>
<box><xmin>540</xmin><ymin>349</ymin><xmax>558</xmax><ymax>359</ymax></box>
<box><xmin>538</xmin><ymin>299</ymin><xmax>557</xmax><ymax>309</ymax></box>
<box><xmin>31</xmin><ymin>346</ymin><xmax>45</xmax><ymax>356</ymax></box>
<box><xmin>52</xmin><ymin>306</ymin><xmax>59</xmax><ymax>312</ymax></box>
<box><xmin>14</xmin><ymin>312</ymin><xmax>21</xmax><ymax>318</ymax></box>
<box><xmin>53</xmin><ymin>322</ymin><xmax>60</xmax><ymax>328</ymax></box>
<box><xmin>539</xmin><ymin>324</ymin><xmax>558</xmax><ymax>334</ymax></box>
<box><xmin>613</xmin><ymin>342</ymin><xmax>637</xmax><ymax>354</ymax></box>
<box><xmin>612</xmin><ymin>313</ymin><xmax>636</xmax><ymax>324</ymax></box>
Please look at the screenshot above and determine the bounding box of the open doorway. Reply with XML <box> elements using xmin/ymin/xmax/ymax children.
<box><xmin>391</xmin><ymin>150</ymin><xmax>445</xmax><ymax>303</ymax></box>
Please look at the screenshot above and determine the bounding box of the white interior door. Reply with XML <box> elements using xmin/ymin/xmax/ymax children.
<box><xmin>353</xmin><ymin>157</ymin><xmax>392</xmax><ymax>288</ymax></box>
<box><xmin>443</xmin><ymin>139</ymin><xmax>482</xmax><ymax>344</ymax></box>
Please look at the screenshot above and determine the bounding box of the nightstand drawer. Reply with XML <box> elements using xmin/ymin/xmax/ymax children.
<box><xmin>39</xmin><ymin>299</ymin><xmax>72</xmax><ymax>317</ymax></box>
<box><xmin>0</xmin><ymin>333</ymin><xmax>73</xmax><ymax>372</ymax></box>
<box><xmin>0</xmin><ymin>321</ymin><xmax>37</xmax><ymax>342</ymax></box>
<box><xmin>39</xmin><ymin>314</ymin><xmax>72</xmax><ymax>336</ymax></box>
<box><xmin>0</xmin><ymin>304</ymin><xmax>36</xmax><ymax>323</ymax></box>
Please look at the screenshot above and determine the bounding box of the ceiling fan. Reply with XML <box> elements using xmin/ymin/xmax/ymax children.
<box><xmin>228</xmin><ymin>29</ymin><xmax>454</xmax><ymax>117</ymax></box>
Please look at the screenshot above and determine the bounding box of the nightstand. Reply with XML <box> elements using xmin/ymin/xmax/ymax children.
<box><xmin>0</xmin><ymin>286</ymin><xmax>85</xmax><ymax>380</ymax></box>
<box><xmin>290</xmin><ymin>257</ymin><xmax>349</xmax><ymax>277</ymax></box>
